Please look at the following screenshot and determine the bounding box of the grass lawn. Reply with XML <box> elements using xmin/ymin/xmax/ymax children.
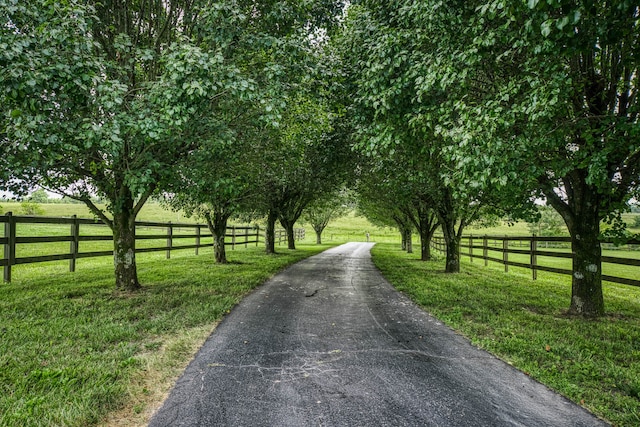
<box><xmin>0</xmin><ymin>244</ymin><xmax>337</xmax><ymax>427</ymax></box>
<box><xmin>2</xmin><ymin>204</ymin><xmax>639</xmax><ymax>425</ymax></box>
<box><xmin>371</xmin><ymin>243</ymin><xmax>640</xmax><ymax>427</ymax></box>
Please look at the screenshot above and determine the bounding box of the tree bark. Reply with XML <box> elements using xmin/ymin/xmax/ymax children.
<box><xmin>544</xmin><ymin>178</ymin><xmax>604</xmax><ymax>317</ymax></box>
<box><xmin>205</xmin><ymin>210</ymin><xmax>230</xmax><ymax>264</ymax></box>
<box><xmin>543</xmin><ymin>171</ymin><xmax>605</xmax><ymax>317</ymax></box>
<box><xmin>416</xmin><ymin>207</ymin><xmax>438</xmax><ymax>261</ymax></box>
<box><xmin>418</xmin><ymin>219</ymin><xmax>438</xmax><ymax>261</ymax></box>
<box><xmin>441</xmin><ymin>219</ymin><xmax>460</xmax><ymax>273</ymax></box>
<box><xmin>568</xmin><ymin>219</ymin><xmax>604</xmax><ymax>317</ymax></box>
<box><xmin>437</xmin><ymin>189</ymin><xmax>461</xmax><ymax>273</ymax></box>
<box><xmin>315</xmin><ymin>229</ymin><xmax>322</xmax><ymax>244</ymax></box>
<box><xmin>436</xmin><ymin>191</ymin><xmax>462</xmax><ymax>273</ymax></box>
<box><xmin>286</xmin><ymin>224</ymin><xmax>296</xmax><ymax>250</ymax></box>
<box><xmin>404</xmin><ymin>227</ymin><xmax>413</xmax><ymax>254</ymax></box>
<box><xmin>279</xmin><ymin>217</ymin><xmax>297</xmax><ymax>250</ymax></box>
<box><xmin>420</xmin><ymin>233</ymin><xmax>431</xmax><ymax>261</ymax></box>
<box><xmin>265</xmin><ymin>209</ymin><xmax>277</xmax><ymax>254</ymax></box>
<box><xmin>112</xmin><ymin>204</ymin><xmax>140</xmax><ymax>291</ymax></box>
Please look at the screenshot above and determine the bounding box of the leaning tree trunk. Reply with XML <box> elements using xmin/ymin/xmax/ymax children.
<box><xmin>205</xmin><ymin>210</ymin><xmax>230</xmax><ymax>264</ymax></box>
<box><xmin>265</xmin><ymin>209</ymin><xmax>277</xmax><ymax>254</ymax></box>
<box><xmin>112</xmin><ymin>204</ymin><xmax>140</xmax><ymax>291</ymax></box>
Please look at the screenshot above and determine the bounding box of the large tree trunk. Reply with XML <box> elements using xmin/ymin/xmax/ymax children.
<box><xmin>404</xmin><ymin>227</ymin><xmax>413</xmax><ymax>254</ymax></box>
<box><xmin>265</xmin><ymin>209</ymin><xmax>277</xmax><ymax>254</ymax></box>
<box><xmin>568</xmin><ymin>217</ymin><xmax>604</xmax><ymax>317</ymax></box>
<box><xmin>279</xmin><ymin>217</ymin><xmax>297</xmax><ymax>250</ymax></box>
<box><xmin>286</xmin><ymin>224</ymin><xmax>296</xmax><ymax>250</ymax></box>
<box><xmin>441</xmin><ymin>219</ymin><xmax>460</xmax><ymax>273</ymax></box>
<box><xmin>314</xmin><ymin>227</ymin><xmax>323</xmax><ymax>244</ymax></box>
<box><xmin>437</xmin><ymin>189</ymin><xmax>461</xmax><ymax>273</ymax></box>
<box><xmin>545</xmin><ymin>178</ymin><xmax>604</xmax><ymax>317</ymax></box>
<box><xmin>418</xmin><ymin>218</ymin><xmax>438</xmax><ymax>261</ymax></box>
<box><xmin>112</xmin><ymin>204</ymin><xmax>140</xmax><ymax>291</ymax></box>
<box><xmin>205</xmin><ymin>210</ymin><xmax>230</xmax><ymax>264</ymax></box>
<box><xmin>420</xmin><ymin>232</ymin><xmax>431</xmax><ymax>261</ymax></box>
<box><xmin>416</xmin><ymin>207</ymin><xmax>438</xmax><ymax>261</ymax></box>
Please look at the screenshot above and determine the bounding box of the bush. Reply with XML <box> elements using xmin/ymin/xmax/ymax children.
<box><xmin>19</xmin><ymin>201</ymin><xmax>45</xmax><ymax>216</ymax></box>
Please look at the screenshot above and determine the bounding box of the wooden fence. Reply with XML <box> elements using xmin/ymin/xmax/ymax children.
<box><xmin>430</xmin><ymin>235</ymin><xmax>640</xmax><ymax>288</ymax></box>
<box><xmin>1</xmin><ymin>212</ymin><xmax>304</xmax><ymax>283</ymax></box>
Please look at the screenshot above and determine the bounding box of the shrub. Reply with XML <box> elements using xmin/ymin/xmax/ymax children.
<box><xmin>19</xmin><ymin>201</ymin><xmax>45</xmax><ymax>216</ymax></box>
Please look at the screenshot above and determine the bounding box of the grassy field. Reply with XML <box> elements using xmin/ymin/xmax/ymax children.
<box><xmin>0</xmin><ymin>201</ymin><xmax>194</xmax><ymax>223</ymax></box>
<box><xmin>0</xmin><ymin>244</ymin><xmax>339</xmax><ymax>427</ymax></box>
<box><xmin>371</xmin><ymin>243</ymin><xmax>640</xmax><ymax>426</ymax></box>
<box><xmin>311</xmin><ymin>210</ymin><xmax>401</xmax><ymax>243</ymax></box>
<box><xmin>0</xmin><ymin>203</ymin><xmax>377</xmax><ymax>426</ymax></box>
<box><xmin>1</xmin><ymin>203</ymin><xmax>639</xmax><ymax>425</ymax></box>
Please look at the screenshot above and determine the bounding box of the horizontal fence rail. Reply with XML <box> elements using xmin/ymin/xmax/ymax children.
<box><xmin>430</xmin><ymin>234</ymin><xmax>640</xmax><ymax>288</ymax></box>
<box><xmin>1</xmin><ymin>212</ymin><xmax>304</xmax><ymax>283</ymax></box>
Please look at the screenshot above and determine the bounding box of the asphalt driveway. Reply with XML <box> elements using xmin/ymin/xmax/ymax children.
<box><xmin>149</xmin><ymin>242</ymin><xmax>608</xmax><ymax>426</ymax></box>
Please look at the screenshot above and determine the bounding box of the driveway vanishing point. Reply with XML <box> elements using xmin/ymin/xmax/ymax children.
<box><xmin>149</xmin><ymin>242</ymin><xmax>608</xmax><ymax>427</ymax></box>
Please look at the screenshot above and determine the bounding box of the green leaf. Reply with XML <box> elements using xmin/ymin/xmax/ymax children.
<box><xmin>541</xmin><ymin>20</ymin><xmax>552</xmax><ymax>37</ymax></box>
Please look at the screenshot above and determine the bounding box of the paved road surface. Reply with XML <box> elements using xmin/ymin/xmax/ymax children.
<box><xmin>149</xmin><ymin>242</ymin><xmax>608</xmax><ymax>426</ymax></box>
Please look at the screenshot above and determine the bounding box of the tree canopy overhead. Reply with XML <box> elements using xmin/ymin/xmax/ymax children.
<box><xmin>2</xmin><ymin>0</ymin><xmax>638</xmax><ymax>318</ymax></box>
<box><xmin>1</xmin><ymin>0</ymin><xmax>346</xmax><ymax>289</ymax></box>
<box><xmin>336</xmin><ymin>0</ymin><xmax>639</xmax><ymax>316</ymax></box>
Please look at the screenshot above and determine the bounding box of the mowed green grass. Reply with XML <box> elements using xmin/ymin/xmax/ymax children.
<box><xmin>371</xmin><ymin>243</ymin><xmax>640</xmax><ymax>426</ymax></box>
<box><xmin>1</xmin><ymin>203</ymin><xmax>639</xmax><ymax>425</ymax></box>
<box><xmin>0</xmin><ymin>202</ymin><xmax>353</xmax><ymax>426</ymax></box>
<box><xmin>0</xmin><ymin>244</ymin><xmax>338</xmax><ymax>427</ymax></box>
<box><xmin>305</xmin><ymin>210</ymin><xmax>402</xmax><ymax>244</ymax></box>
<box><xmin>0</xmin><ymin>201</ymin><xmax>194</xmax><ymax>223</ymax></box>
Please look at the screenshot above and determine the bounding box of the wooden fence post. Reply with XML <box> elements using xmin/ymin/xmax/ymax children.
<box><xmin>231</xmin><ymin>226</ymin><xmax>236</xmax><ymax>250</ymax></box>
<box><xmin>245</xmin><ymin>227</ymin><xmax>249</xmax><ymax>248</ymax></box>
<box><xmin>483</xmin><ymin>235</ymin><xmax>488</xmax><ymax>267</ymax></box>
<box><xmin>531</xmin><ymin>234</ymin><xmax>538</xmax><ymax>280</ymax></box>
<box><xmin>503</xmin><ymin>236</ymin><xmax>508</xmax><ymax>272</ymax></box>
<box><xmin>3</xmin><ymin>212</ymin><xmax>16</xmax><ymax>283</ymax></box>
<box><xmin>166</xmin><ymin>222</ymin><xmax>172</xmax><ymax>259</ymax></box>
<box><xmin>70</xmin><ymin>215</ymin><xmax>79</xmax><ymax>272</ymax></box>
<box><xmin>469</xmin><ymin>234</ymin><xmax>473</xmax><ymax>262</ymax></box>
<box><xmin>195</xmin><ymin>226</ymin><xmax>201</xmax><ymax>255</ymax></box>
